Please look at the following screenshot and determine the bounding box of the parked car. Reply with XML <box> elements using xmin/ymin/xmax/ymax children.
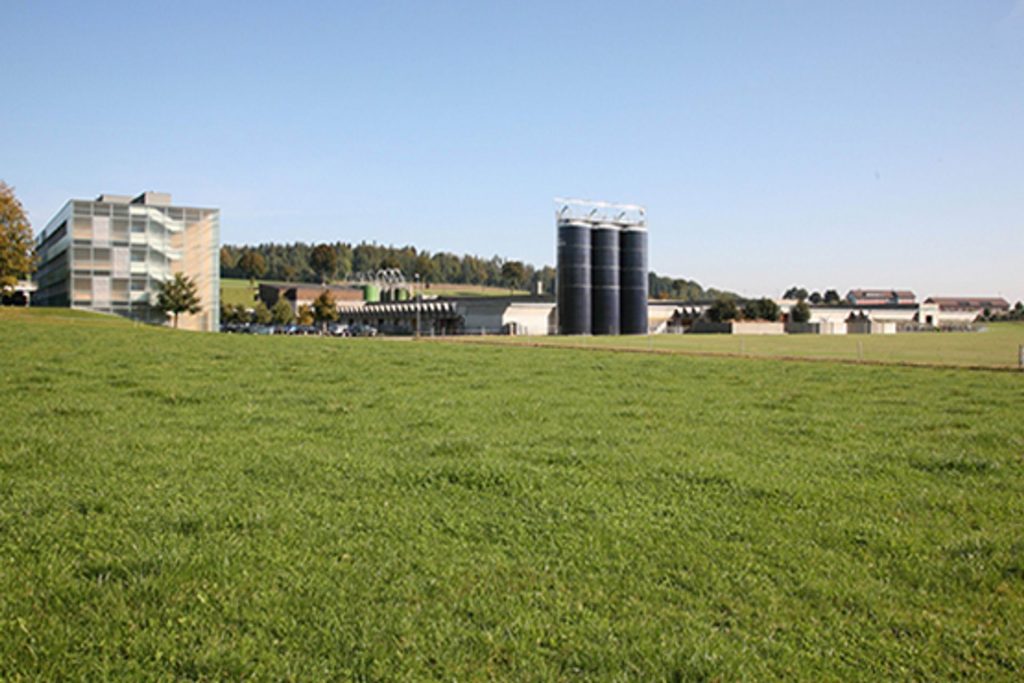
<box><xmin>348</xmin><ymin>323</ymin><xmax>377</xmax><ymax>337</ymax></box>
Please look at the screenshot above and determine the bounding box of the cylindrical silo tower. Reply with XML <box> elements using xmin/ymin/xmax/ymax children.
<box><xmin>556</xmin><ymin>220</ymin><xmax>592</xmax><ymax>335</ymax></box>
<box><xmin>590</xmin><ymin>223</ymin><xmax>620</xmax><ymax>335</ymax></box>
<box><xmin>619</xmin><ymin>225</ymin><xmax>648</xmax><ymax>334</ymax></box>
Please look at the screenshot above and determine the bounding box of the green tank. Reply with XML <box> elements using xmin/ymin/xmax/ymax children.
<box><xmin>395</xmin><ymin>288</ymin><xmax>410</xmax><ymax>301</ymax></box>
<box><xmin>363</xmin><ymin>284</ymin><xmax>380</xmax><ymax>303</ymax></box>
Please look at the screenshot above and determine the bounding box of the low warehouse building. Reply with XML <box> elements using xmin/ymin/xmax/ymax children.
<box><xmin>924</xmin><ymin>297</ymin><xmax>1009</xmax><ymax>325</ymax></box>
<box><xmin>454</xmin><ymin>296</ymin><xmax>556</xmax><ymax>335</ymax></box>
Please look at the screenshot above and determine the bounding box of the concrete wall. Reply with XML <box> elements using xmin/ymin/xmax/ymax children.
<box><xmin>847</xmin><ymin>319</ymin><xmax>896</xmax><ymax>335</ymax></box>
<box><xmin>785</xmin><ymin>320</ymin><xmax>847</xmax><ymax>335</ymax></box>
<box><xmin>690</xmin><ymin>320</ymin><xmax>785</xmax><ymax>335</ymax></box>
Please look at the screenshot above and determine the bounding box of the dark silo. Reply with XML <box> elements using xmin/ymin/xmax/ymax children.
<box><xmin>619</xmin><ymin>226</ymin><xmax>648</xmax><ymax>334</ymax></box>
<box><xmin>557</xmin><ymin>220</ymin><xmax>592</xmax><ymax>334</ymax></box>
<box><xmin>590</xmin><ymin>223</ymin><xmax>620</xmax><ymax>335</ymax></box>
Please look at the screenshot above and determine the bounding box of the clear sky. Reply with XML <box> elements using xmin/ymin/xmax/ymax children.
<box><xmin>3</xmin><ymin>1</ymin><xmax>1022</xmax><ymax>301</ymax></box>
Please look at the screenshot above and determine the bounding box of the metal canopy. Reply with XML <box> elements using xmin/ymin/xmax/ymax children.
<box><xmin>554</xmin><ymin>197</ymin><xmax>646</xmax><ymax>228</ymax></box>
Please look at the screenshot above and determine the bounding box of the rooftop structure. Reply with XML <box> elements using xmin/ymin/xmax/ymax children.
<box><xmin>923</xmin><ymin>296</ymin><xmax>1010</xmax><ymax>312</ymax></box>
<box><xmin>258</xmin><ymin>283</ymin><xmax>365</xmax><ymax>313</ymax></box>
<box><xmin>846</xmin><ymin>289</ymin><xmax>916</xmax><ymax>306</ymax></box>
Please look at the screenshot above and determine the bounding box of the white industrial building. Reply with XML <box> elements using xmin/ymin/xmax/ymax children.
<box><xmin>454</xmin><ymin>297</ymin><xmax>557</xmax><ymax>336</ymax></box>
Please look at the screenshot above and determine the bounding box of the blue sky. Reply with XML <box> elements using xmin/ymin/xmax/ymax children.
<box><xmin>3</xmin><ymin>1</ymin><xmax>1022</xmax><ymax>301</ymax></box>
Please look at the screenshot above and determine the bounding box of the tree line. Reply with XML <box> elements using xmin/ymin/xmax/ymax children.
<box><xmin>221</xmin><ymin>241</ymin><xmax>729</xmax><ymax>303</ymax></box>
<box><xmin>220</xmin><ymin>242</ymin><xmax>557</xmax><ymax>293</ymax></box>
<box><xmin>782</xmin><ymin>286</ymin><xmax>843</xmax><ymax>305</ymax></box>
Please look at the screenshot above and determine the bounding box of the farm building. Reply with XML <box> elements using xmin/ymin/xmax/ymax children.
<box><xmin>333</xmin><ymin>296</ymin><xmax>556</xmax><ymax>336</ymax></box>
<box><xmin>923</xmin><ymin>297</ymin><xmax>1010</xmax><ymax>324</ymax></box>
<box><xmin>455</xmin><ymin>296</ymin><xmax>557</xmax><ymax>335</ymax></box>
<box><xmin>258</xmin><ymin>283</ymin><xmax>364</xmax><ymax>314</ymax></box>
<box><xmin>846</xmin><ymin>312</ymin><xmax>897</xmax><ymax>335</ymax></box>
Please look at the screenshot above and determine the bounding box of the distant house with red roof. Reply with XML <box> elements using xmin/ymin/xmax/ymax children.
<box><xmin>923</xmin><ymin>297</ymin><xmax>1009</xmax><ymax>313</ymax></box>
<box><xmin>845</xmin><ymin>289</ymin><xmax>916</xmax><ymax>306</ymax></box>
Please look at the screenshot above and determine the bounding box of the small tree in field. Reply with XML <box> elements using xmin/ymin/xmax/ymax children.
<box><xmin>251</xmin><ymin>301</ymin><xmax>273</xmax><ymax>325</ymax></box>
<box><xmin>312</xmin><ymin>290</ymin><xmax>338</xmax><ymax>330</ymax></box>
<box><xmin>271</xmin><ymin>298</ymin><xmax>294</xmax><ymax>325</ymax></box>
<box><xmin>706</xmin><ymin>295</ymin><xmax>738</xmax><ymax>322</ymax></box>
<box><xmin>742</xmin><ymin>297</ymin><xmax>780</xmax><ymax>321</ymax></box>
<box><xmin>230</xmin><ymin>303</ymin><xmax>249</xmax><ymax>324</ymax></box>
<box><xmin>297</xmin><ymin>304</ymin><xmax>315</xmax><ymax>326</ymax></box>
<box><xmin>790</xmin><ymin>300</ymin><xmax>811</xmax><ymax>323</ymax></box>
<box><xmin>0</xmin><ymin>181</ymin><xmax>35</xmax><ymax>293</ymax></box>
<box><xmin>156</xmin><ymin>272</ymin><xmax>202</xmax><ymax>328</ymax></box>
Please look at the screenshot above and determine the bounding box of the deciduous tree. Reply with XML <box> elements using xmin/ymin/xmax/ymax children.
<box><xmin>312</xmin><ymin>290</ymin><xmax>338</xmax><ymax>329</ymax></box>
<box><xmin>783</xmin><ymin>286</ymin><xmax>808</xmax><ymax>300</ymax></box>
<box><xmin>790</xmin><ymin>300</ymin><xmax>811</xmax><ymax>323</ymax></box>
<box><xmin>0</xmin><ymin>181</ymin><xmax>35</xmax><ymax>293</ymax></box>
<box><xmin>706</xmin><ymin>295</ymin><xmax>738</xmax><ymax>322</ymax></box>
<box><xmin>251</xmin><ymin>301</ymin><xmax>273</xmax><ymax>325</ymax></box>
<box><xmin>296</xmin><ymin>304</ymin><xmax>315</xmax><ymax>325</ymax></box>
<box><xmin>238</xmin><ymin>250</ymin><xmax>267</xmax><ymax>284</ymax></box>
<box><xmin>156</xmin><ymin>272</ymin><xmax>202</xmax><ymax>328</ymax></box>
<box><xmin>271</xmin><ymin>298</ymin><xmax>294</xmax><ymax>325</ymax></box>
<box><xmin>501</xmin><ymin>260</ymin><xmax>526</xmax><ymax>294</ymax></box>
<box><xmin>310</xmin><ymin>244</ymin><xmax>338</xmax><ymax>284</ymax></box>
<box><xmin>219</xmin><ymin>246</ymin><xmax>236</xmax><ymax>273</ymax></box>
<box><xmin>742</xmin><ymin>298</ymin><xmax>781</xmax><ymax>321</ymax></box>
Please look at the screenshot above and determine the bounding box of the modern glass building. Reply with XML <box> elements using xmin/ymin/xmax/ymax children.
<box><xmin>34</xmin><ymin>192</ymin><xmax>219</xmax><ymax>331</ymax></box>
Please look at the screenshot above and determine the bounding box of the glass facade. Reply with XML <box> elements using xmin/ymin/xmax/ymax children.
<box><xmin>34</xmin><ymin>195</ymin><xmax>220</xmax><ymax>331</ymax></box>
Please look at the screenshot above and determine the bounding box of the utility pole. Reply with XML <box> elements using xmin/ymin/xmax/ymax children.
<box><xmin>414</xmin><ymin>273</ymin><xmax>421</xmax><ymax>340</ymax></box>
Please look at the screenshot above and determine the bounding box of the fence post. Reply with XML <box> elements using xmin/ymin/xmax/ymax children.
<box><xmin>1019</xmin><ymin>345</ymin><xmax>1023</xmax><ymax>370</ymax></box>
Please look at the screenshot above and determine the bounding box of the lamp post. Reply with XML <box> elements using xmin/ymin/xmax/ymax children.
<box><xmin>414</xmin><ymin>273</ymin><xmax>421</xmax><ymax>339</ymax></box>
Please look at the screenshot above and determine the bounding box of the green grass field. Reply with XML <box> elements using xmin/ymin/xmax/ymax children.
<box><xmin>219</xmin><ymin>278</ymin><xmax>258</xmax><ymax>307</ymax></box>
<box><xmin>455</xmin><ymin>323</ymin><xmax>1024</xmax><ymax>369</ymax></box>
<box><xmin>2</xmin><ymin>308</ymin><xmax>1023</xmax><ymax>680</ymax></box>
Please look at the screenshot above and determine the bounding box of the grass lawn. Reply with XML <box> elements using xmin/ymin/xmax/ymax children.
<box><xmin>219</xmin><ymin>278</ymin><xmax>258</xmax><ymax>307</ymax></box>
<box><xmin>423</xmin><ymin>283</ymin><xmax>528</xmax><ymax>298</ymax></box>
<box><xmin>454</xmin><ymin>322</ymin><xmax>1024</xmax><ymax>369</ymax></box>
<box><xmin>1</xmin><ymin>308</ymin><xmax>1023</xmax><ymax>680</ymax></box>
